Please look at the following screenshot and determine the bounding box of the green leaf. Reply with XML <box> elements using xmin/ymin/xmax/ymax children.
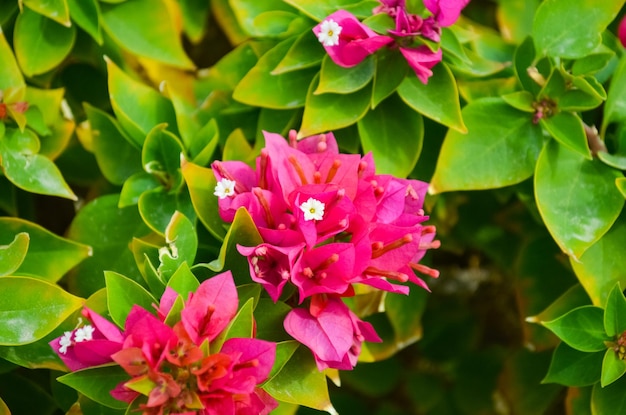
<box><xmin>0</xmin><ymin>29</ymin><xmax>25</xmax><ymax>96</ymax></box>
<box><xmin>223</xmin><ymin>128</ymin><xmax>253</xmax><ymax>163</ymax></box>
<box><xmin>0</xmin><ymin>128</ymin><xmax>77</xmax><ymax>200</ymax></box>
<box><xmin>0</xmin><ymin>233</ymin><xmax>29</xmax><ymax>277</ymax></box>
<box><xmin>85</xmin><ymin>103</ymin><xmax>142</xmax><ymax>185</ymax></box>
<box><xmin>207</xmin><ymin>208</ymin><xmax>263</xmax><ymax>286</ymax></box>
<box><xmin>601</xmin><ymin>348</ymin><xmax>626</xmax><ymax>387</ymax></box>
<box><xmin>571</xmin><ymin>215</ymin><xmax>626</xmax><ymax>306</ymax></box>
<box><xmin>604</xmin><ymin>283</ymin><xmax>626</xmax><ymax>337</ymax></box>
<box><xmin>13</xmin><ymin>7</ymin><xmax>76</xmax><ymax>77</ymax></box>
<box><xmin>592</xmin><ymin>374</ymin><xmax>626</xmax><ymax>414</ymax></box>
<box><xmin>272</xmin><ymin>30</ymin><xmax>325</xmax><ymax>74</ymax></box>
<box><xmin>532</xmin><ymin>0</ymin><xmax>623</xmax><ymax>59</ymax></box>
<box><xmin>527</xmin><ymin>283</ymin><xmax>591</xmax><ymax>325</ymax></box>
<box><xmin>430</xmin><ymin>98</ymin><xmax>543</xmax><ymax>193</ymax></box>
<box><xmin>300</xmin><ymin>74</ymin><xmax>372</xmax><ymax>137</ymax></box>
<box><xmin>254</xmin><ymin>299</ymin><xmax>292</xmax><ymax>342</ymax></box>
<box><xmin>105</xmin><ymin>271</ymin><xmax>157</xmax><ymax>327</ymax></box>
<box><xmin>105</xmin><ymin>57</ymin><xmax>178</xmax><ymax>147</ymax></box>
<box><xmin>142</xmin><ymin>124</ymin><xmax>185</xmax><ymax>190</ymax></box>
<box><xmin>542</xmin><ymin>305</ymin><xmax>610</xmax><ymax>352</ymax></box>
<box><xmin>501</xmin><ymin>90</ymin><xmax>535</xmax><ymax>112</ymax></box>
<box><xmin>357</xmin><ymin>94</ymin><xmax>423</xmax><ymax>177</ymax></box>
<box><xmin>212</xmin><ymin>298</ymin><xmax>255</xmax><ymax>353</ymax></box>
<box><xmin>603</xmin><ymin>55</ymin><xmax>626</xmax><ymax>135</ymax></box>
<box><xmin>100</xmin><ymin>0</ymin><xmax>194</xmax><ymax>68</ymax></box>
<box><xmin>0</xmin><ymin>277</ymin><xmax>83</xmax><ymax>345</ymax></box>
<box><xmin>617</xmin><ymin>177</ymin><xmax>626</xmax><ymax>198</ymax></box>
<box><xmin>157</xmin><ymin>211</ymin><xmax>198</xmax><ymax>281</ymax></box>
<box><xmin>67</xmin><ymin>0</ymin><xmax>102</xmax><ymax>43</ymax></box>
<box><xmin>167</xmin><ymin>262</ymin><xmax>199</xmax><ymax>298</ymax></box>
<box><xmin>267</xmin><ymin>341</ymin><xmax>300</xmax><ymax>380</ymax></box>
<box><xmin>315</xmin><ymin>55</ymin><xmax>374</xmax><ymax>95</ymax></box>
<box><xmin>57</xmin><ymin>365</ymin><xmax>129</xmax><ymax>409</ymax></box>
<box><xmin>535</xmin><ymin>140</ymin><xmax>624</xmax><ymax>259</ymax></box>
<box><xmin>22</xmin><ymin>0</ymin><xmax>70</xmax><ymax>26</ymax></box>
<box><xmin>371</xmin><ymin>48</ymin><xmax>409</xmax><ymax>109</ymax></box>
<box><xmin>540</xmin><ymin>112</ymin><xmax>591</xmax><ymax>159</ymax></box>
<box><xmin>181</xmin><ymin>161</ymin><xmax>227</xmax><ymax>240</ymax></box>
<box><xmin>189</xmin><ymin>119</ymin><xmax>219</xmax><ymax>167</ymax></box>
<box><xmin>233</xmin><ymin>37</ymin><xmax>318</xmax><ymax>109</ymax></box>
<box><xmin>179</xmin><ymin>0</ymin><xmax>210</xmax><ymax>43</ymax></box>
<box><xmin>397</xmin><ymin>62</ymin><xmax>466</xmax><ymax>132</ymax></box>
<box><xmin>495</xmin><ymin>0</ymin><xmax>539</xmax><ymax>43</ymax></box>
<box><xmin>137</xmin><ymin>187</ymin><xmax>195</xmax><ymax>236</ymax></box>
<box><xmin>282</xmin><ymin>0</ymin><xmax>379</xmax><ymax>21</ymax></box>
<box><xmin>119</xmin><ymin>172</ymin><xmax>161</xmax><ymax>208</ymax></box>
<box><xmin>229</xmin><ymin>0</ymin><xmax>306</xmax><ymax>37</ymax></box>
<box><xmin>66</xmin><ymin>194</ymin><xmax>151</xmax><ymax>297</ymax></box>
<box><xmin>543</xmin><ymin>342</ymin><xmax>603</xmax><ymax>387</ymax></box>
<box><xmin>513</xmin><ymin>36</ymin><xmax>540</xmax><ymax>96</ymax></box>
<box><xmin>263</xmin><ymin>345</ymin><xmax>336</xmax><ymax>414</ymax></box>
<box><xmin>386</xmin><ymin>285</ymin><xmax>428</xmax><ymax>351</ymax></box>
<box><xmin>0</xmin><ymin>217</ymin><xmax>91</xmax><ymax>282</ymax></box>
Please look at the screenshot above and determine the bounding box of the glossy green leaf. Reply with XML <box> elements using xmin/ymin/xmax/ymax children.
<box><xmin>430</xmin><ymin>98</ymin><xmax>542</xmax><ymax>193</ymax></box>
<box><xmin>358</xmin><ymin>94</ymin><xmax>423</xmax><ymax>177</ymax></box>
<box><xmin>371</xmin><ymin>49</ymin><xmax>408</xmax><ymax>108</ymax></box>
<box><xmin>167</xmin><ymin>262</ymin><xmax>199</xmax><ymax>298</ymax></box>
<box><xmin>142</xmin><ymin>124</ymin><xmax>185</xmax><ymax>190</ymax></box>
<box><xmin>0</xmin><ymin>29</ymin><xmax>25</xmax><ymax>96</ymax></box>
<box><xmin>230</xmin><ymin>0</ymin><xmax>307</xmax><ymax>37</ymax></box>
<box><xmin>617</xmin><ymin>177</ymin><xmax>626</xmax><ymax>198</ymax></box>
<box><xmin>501</xmin><ymin>90</ymin><xmax>535</xmax><ymax>112</ymax></box>
<box><xmin>513</xmin><ymin>36</ymin><xmax>540</xmax><ymax>96</ymax></box>
<box><xmin>100</xmin><ymin>0</ymin><xmax>194</xmax><ymax>68</ymax></box>
<box><xmin>315</xmin><ymin>55</ymin><xmax>374</xmax><ymax>95</ymax></box>
<box><xmin>496</xmin><ymin>0</ymin><xmax>539</xmax><ymax>43</ymax></box>
<box><xmin>105</xmin><ymin>271</ymin><xmax>156</xmax><ymax>327</ymax></box>
<box><xmin>532</xmin><ymin>0</ymin><xmax>622</xmax><ymax>59</ymax></box>
<box><xmin>254</xmin><ymin>299</ymin><xmax>292</xmax><ymax>342</ymax></box>
<box><xmin>0</xmin><ymin>217</ymin><xmax>91</xmax><ymax>282</ymax></box>
<box><xmin>571</xmin><ymin>215</ymin><xmax>626</xmax><ymax>306</ymax></box>
<box><xmin>592</xmin><ymin>374</ymin><xmax>626</xmax><ymax>414</ymax></box>
<box><xmin>0</xmin><ymin>128</ymin><xmax>77</xmax><ymax>200</ymax></box>
<box><xmin>386</xmin><ymin>285</ymin><xmax>428</xmax><ymax>351</ymax></box>
<box><xmin>179</xmin><ymin>0</ymin><xmax>209</xmax><ymax>43</ymax></box>
<box><xmin>267</xmin><ymin>340</ymin><xmax>300</xmax><ymax>379</ymax></box>
<box><xmin>603</xmin><ymin>55</ymin><xmax>626</xmax><ymax>135</ymax></box>
<box><xmin>601</xmin><ymin>348</ymin><xmax>626</xmax><ymax>387</ymax></box>
<box><xmin>598</xmin><ymin>151</ymin><xmax>626</xmax><ymax>171</ymax></box>
<box><xmin>212</xmin><ymin>298</ymin><xmax>254</xmax><ymax>353</ymax></box>
<box><xmin>272</xmin><ymin>30</ymin><xmax>325</xmax><ymax>74</ymax></box>
<box><xmin>137</xmin><ymin>187</ymin><xmax>195</xmax><ymax>236</ymax></box>
<box><xmin>13</xmin><ymin>8</ymin><xmax>76</xmax><ymax>77</ymax></box>
<box><xmin>106</xmin><ymin>58</ymin><xmax>178</xmax><ymax>147</ymax></box>
<box><xmin>0</xmin><ymin>277</ymin><xmax>83</xmax><ymax>345</ymax></box>
<box><xmin>397</xmin><ymin>62</ymin><xmax>466</xmax><ymax>132</ymax></box>
<box><xmin>0</xmin><ymin>233</ymin><xmax>29</xmax><ymax>277</ymax></box>
<box><xmin>263</xmin><ymin>345</ymin><xmax>336</xmax><ymax>414</ymax></box>
<box><xmin>540</xmin><ymin>112</ymin><xmax>591</xmax><ymax>159</ymax></box>
<box><xmin>542</xmin><ymin>305</ymin><xmax>610</xmax><ymax>352</ymax></box>
<box><xmin>22</xmin><ymin>0</ymin><xmax>70</xmax><ymax>26</ymax></box>
<box><xmin>300</xmin><ymin>75</ymin><xmax>372</xmax><ymax>137</ymax></box>
<box><xmin>604</xmin><ymin>283</ymin><xmax>626</xmax><ymax>337</ymax></box>
<box><xmin>282</xmin><ymin>0</ymin><xmax>379</xmax><ymax>21</ymax></box>
<box><xmin>233</xmin><ymin>37</ymin><xmax>318</xmax><ymax>109</ymax></box>
<box><xmin>543</xmin><ymin>342</ymin><xmax>603</xmax><ymax>387</ymax></box>
<box><xmin>157</xmin><ymin>211</ymin><xmax>197</xmax><ymax>281</ymax></box>
<box><xmin>182</xmin><ymin>161</ymin><xmax>227</xmax><ymax>240</ymax></box>
<box><xmin>189</xmin><ymin>119</ymin><xmax>219</xmax><ymax>167</ymax></box>
<box><xmin>222</xmin><ymin>128</ymin><xmax>253</xmax><ymax>162</ymax></box>
<box><xmin>57</xmin><ymin>365</ymin><xmax>129</xmax><ymax>409</ymax></box>
<box><xmin>527</xmin><ymin>283</ymin><xmax>591</xmax><ymax>325</ymax></box>
<box><xmin>535</xmin><ymin>140</ymin><xmax>624</xmax><ymax>259</ymax></box>
<box><xmin>207</xmin><ymin>208</ymin><xmax>263</xmax><ymax>286</ymax></box>
<box><xmin>67</xmin><ymin>0</ymin><xmax>101</xmax><ymax>43</ymax></box>
<box><xmin>85</xmin><ymin>103</ymin><xmax>142</xmax><ymax>185</ymax></box>
<box><xmin>66</xmin><ymin>194</ymin><xmax>151</xmax><ymax>297</ymax></box>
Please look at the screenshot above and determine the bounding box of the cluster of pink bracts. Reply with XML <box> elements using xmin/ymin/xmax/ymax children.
<box><xmin>51</xmin><ymin>272</ymin><xmax>278</xmax><ymax>415</ymax></box>
<box><xmin>212</xmin><ymin>130</ymin><xmax>439</xmax><ymax>371</ymax></box>
<box><xmin>314</xmin><ymin>0</ymin><xmax>470</xmax><ymax>83</ymax></box>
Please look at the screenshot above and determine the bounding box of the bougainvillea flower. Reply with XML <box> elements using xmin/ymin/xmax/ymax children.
<box><xmin>284</xmin><ymin>295</ymin><xmax>380</xmax><ymax>370</ymax></box>
<box><xmin>238</xmin><ymin>242</ymin><xmax>304</xmax><ymax>302</ymax></box>
<box><xmin>313</xmin><ymin>10</ymin><xmax>394</xmax><ymax>67</ymax></box>
<box><xmin>181</xmin><ymin>271</ymin><xmax>239</xmax><ymax>344</ymax></box>
<box><xmin>50</xmin><ymin>307</ymin><xmax>124</xmax><ymax>371</ymax></box>
<box><xmin>400</xmin><ymin>46</ymin><xmax>442</xmax><ymax>84</ymax></box>
<box><xmin>424</xmin><ymin>0</ymin><xmax>471</xmax><ymax>27</ymax></box>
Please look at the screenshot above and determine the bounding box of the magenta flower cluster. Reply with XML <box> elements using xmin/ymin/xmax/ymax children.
<box><xmin>51</xmin><ymin>272</ymin><xmax>277</xmax><ymax>415</ymax></box>
<box><xmin>314</xmin><ymin>0</ymin><xmax>470</xmax><ymax>83</ymax></box>
<box><xmin>212</xmin><ymin>130</ymin><xmax>439</xmax><ymax>370</ymax></box>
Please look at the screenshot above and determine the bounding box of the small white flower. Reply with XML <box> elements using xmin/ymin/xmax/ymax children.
<box><xmin>214</xmin><ymin>178</ymin><xmax>236</xmax><ymax>199</ymax></box>
<box><xmin>58</xmin><ymin>331</ymin><xmax>73</xmax><ymax>354</ymax></box>
<box><xmin>317</xmin><ymin>19</ymin><xmax>342</xmax><ymax>47</ymax></box>
<box><xmin>74</xmin><ymin>325</ymin><xmax>95</xmax><ymax>343</ymax></box>
<box><xmin>300</xmin><ymin>197</ymin><xmax>325</xmax><ymax>221</ymax></box>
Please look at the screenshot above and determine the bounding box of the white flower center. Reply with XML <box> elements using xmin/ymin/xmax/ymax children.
<box><xmin>300</xmin><ymin>197</ymin><xmax>325</xmax><ymax>221</ymax></box>
<box><xmin>317</xmin><ymin>19</ymin><xmax>342</xmax><ymax>47</ymax></box>
<box><xmin>214</xmin><ymin>178</ymin><xmax>236</xmax><ymax>199</ymax></box>
<box><xmin>74</xmin><ymin>325</ymin><xmax>95</xmax><ymax>343</ymax></box>
<box><xmin>58</xmin><ymin>331</ymin><xmax>73</xmax><ymax>354</ymax></box>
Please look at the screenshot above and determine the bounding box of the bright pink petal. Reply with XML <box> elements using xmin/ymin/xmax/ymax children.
<box><xmin>399</xmin><ymin>46</ymin><xmax>442</xmax><ymax>84</ymax></box>
<box><xmin>424</xmin><ymin>0</ymin><xmax>470</xmax><ymax>27</ymax></box>
<box><xmin>619</xmin><ymin>15</ymin><xmax>626</xmax><ymax>48</ymax></box>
